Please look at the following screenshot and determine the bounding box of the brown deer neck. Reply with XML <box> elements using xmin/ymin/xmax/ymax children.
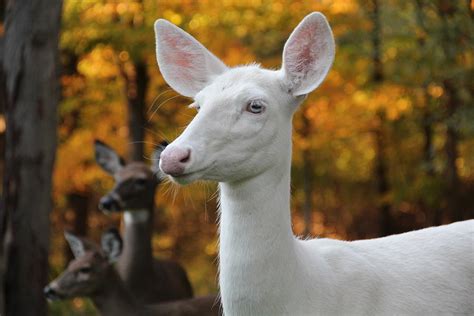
<box><xmin>92</xmin><ymin>267</ymin><xmax>142</xmax><ymax>316</ymax></box>
<box><xmin>118</xmin><ymin>208</ymin><xmax>155</xmax><ymax>285</ymax></box>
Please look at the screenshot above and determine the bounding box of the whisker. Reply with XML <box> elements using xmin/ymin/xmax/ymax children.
<box><xmin>162</xmin><ymin>183</ymin><xmax>173</xmax><ymax>198</ymax></box>
<box><xmin>127</xmin><ymin>140</ymin><xmax>158</xmax><ymax>146</ymax></box>
<box><xmin>209</xmin><ymin>186</ymin><xmax>219</xmax><ymax>202</ymax></box>
<box><xmin>171</xmin><ymin>183</ymin><xmax>179</xmax><ymax>206</ymax></box>
<box><xmin>149</xmin><ymin>95</ymin><xmax>182</xmax><ymax>121</ymax></box>
<box><xmin>187</xmin><ymin>185</ymin><xmax>196</xmax><ymax>210</ymax></box>
<box><xmin>144</xmin><ymin>127</ymin><xmax>168</xmax><ymax>142</ymax></box>
<box><xmin>204</xmin><ymin>182</ymin><xmax>209</xmax><ymax>222</ymax></box>
<box><xmin>158</xmin><ymin>177</ymin><xmax>173</xmax><ymax>198</ymax></box>
<box><xmin>147</xmin><ymin>89</ymin><xmax>173</xmax><ymax>115</ymax></box>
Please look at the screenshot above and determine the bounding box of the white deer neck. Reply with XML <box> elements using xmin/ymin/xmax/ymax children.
<box><xmin>218</xmin><ymin>156</ymin><xmax>298</xmax><ymax>313</ymax></box>
<box><xmin>123</xmin><ymin>209</ymin><xmax>150</xmax><ymax>225</ymax></box>
<box><xmin>119</xmin><ymin>209</ymin><xmax>155</xmax><ymax>285</ymax></box>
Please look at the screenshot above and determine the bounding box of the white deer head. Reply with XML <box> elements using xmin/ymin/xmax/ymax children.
<box><xmin>153</xmin><ymin>14</ymin><xmax>474</xmax><ymax>316</ymax></box>
<box><xmin>155</xmin><ymin>12</ymin><xmax>335</xmax><ymax>185</ymax></box>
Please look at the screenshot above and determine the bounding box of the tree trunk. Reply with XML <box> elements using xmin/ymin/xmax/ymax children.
<box><xmin>436</xmin><ymin>1</ymin><xmax>462</xmax><ymax>222</ymax></box>
<box><xmin>421</xmin><ymin>107</ymin><xmax>435</xmax><ymax>176</ymax></box>
<box><xmin>1</xmin><ymin>1</ymin><xmax>62</xmax><ymax>315</ymax></box>
<box><xmin>370</xmin><ymin>0</ymin><xmax>383</xmax><ymax>83</ymax></box>
<box><xmin>415</xmin><ymin>0</ymin><xmax>436</xmax><ymax>177</ymax></box>
<box><xmin>368</xmin><ymin>0</ymin><xmax>393</xmax><ymax>236</ymax></box>
<box><xmin>415</xmin><ymin>0</ymin><xmax>441</xmax><ymax>225</ymax></box>
<box><xmin>64</xmin><ymin>192</ymin><xmax>90</xmax><ymax>263</ymax></box>
<box><xmin>443</xmin><ymin>79</ymin><xmax>461</xmax><ymax>221</ymax></box>
<box><xmin>0</xmin><ymin>5</ymin><xmax>6</xmax><ymax>313</ymax></box>
<box><xmin>123</xmin><ymin>60</ymin><xmax>149</xmax><ymax>162</ymax></box>
<box><xmin>374</xmin><ymin>112</ymin><xmax>392</xmax><ymax>236</ymax></box>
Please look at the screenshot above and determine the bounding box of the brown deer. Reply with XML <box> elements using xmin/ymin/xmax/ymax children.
<box><xmin>44</xmin><ymin>230</ymin><xmax>220</xmax><ymax>316</ymax></box>
<box><xmin>94</xmin><ymin>140</ymin><xmax>193</xmax><ymax>303</ymax></box>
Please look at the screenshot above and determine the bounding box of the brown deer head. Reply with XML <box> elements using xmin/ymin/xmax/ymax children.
<box><xmin>94</xmin><ymin>140</ymin><xmax>167</xmax><ymax>213</ymax></box>
<box><xmin>44</xmin><ymin>229</ymin><xmax>122</xmax><ymax>300</ymax></box>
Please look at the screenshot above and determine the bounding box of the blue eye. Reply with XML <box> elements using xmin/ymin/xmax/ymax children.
<box><xmin>246</xmin><ymin>100</ymin><xmax>265</xmax><ymax>114</ymax></box>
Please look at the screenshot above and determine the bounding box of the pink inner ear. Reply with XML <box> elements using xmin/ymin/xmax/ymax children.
<box><xmin>285</xmin><ymin>19</ymin><xmax>327</xmax><ymax>76</ymax></box>
<box><xmin>162</xmin><ymin>34</ymin><xmax>193</xmax><ymax>68</ymax></box>
<box><xmin>160</xmin><ymin>28</ymin><xmax>204</xmax><ymax>83</ymax></box>
<box><xmin>156</xmin><ymin>20</ymin><xmax>228</xmax><ymax>96</ymax></box>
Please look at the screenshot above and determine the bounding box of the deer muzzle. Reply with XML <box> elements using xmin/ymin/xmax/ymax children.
<box><xmin>43</xmin><ymin>285</ymin><xmax>63</xmax><ymax>301</ymax></box>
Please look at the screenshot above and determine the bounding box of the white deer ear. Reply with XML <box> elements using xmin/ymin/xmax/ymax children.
<box><xmin>281</xmin><ymin>12</ymin><xmax>335</xmax><ymax>96</ymax></box>
<box><xmin>154</xmin><ymin>19</ymin><xmax>228</xmax><ymax>98</ymax></box>
<box><xmin>94</xmin><ymin>140</ymin><xmax>125</xmax><ymax>175</ymax></box>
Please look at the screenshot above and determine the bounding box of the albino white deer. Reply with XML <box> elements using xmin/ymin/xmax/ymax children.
<box><xmin>154</xmin><ymin>12</ymin><xmax>474</xmax><ymax>315</ymax></box>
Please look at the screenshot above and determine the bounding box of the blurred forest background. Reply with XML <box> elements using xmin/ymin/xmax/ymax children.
<box><xmin>0</xmin><ymin>0</ymin><xmax>472</xmax><ymax>315</ymax></box>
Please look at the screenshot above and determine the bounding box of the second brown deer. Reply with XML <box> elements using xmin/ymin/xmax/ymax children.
<box><xmin>94</xmin><ymin>140</ymin><xmax>193</xmax><ymax>304</ymax></box>
<box><xmin>44</xmin><ymin>230</ymin><xmax>220</xmax><ymax>316</ymax></box>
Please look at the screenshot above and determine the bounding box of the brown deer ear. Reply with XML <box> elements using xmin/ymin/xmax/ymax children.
<box><xmin>64</xmin><ymin>231</ymin><xmax>86</xmax><ymax>258</ymax></box>
<box><xmin>94</xmin><ymin>140</ymin><xmax>125</xmax><ymax>175</ymax></box>
<box><xmin>101</xmin><ymin>228</ymin><xmax>123</xmax><ymax>263</ymax></box>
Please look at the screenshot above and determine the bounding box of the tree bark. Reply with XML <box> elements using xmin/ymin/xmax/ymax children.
<box><xmin>374</xmin><ymin>112</ymin><xmax>392</xmax><ymax>236</ymax></box>
<box><xmin>436</xmin><ymin>1</ymin><xmax>462</xmax><ymax>222</ymax></box>
<box><xmin>1</xmin><ymin>1</ymin><xmax>62</xmax><ymax>315</ymax></box>
<box><xmin>368</xmin><ymin>0</ymin><xmax>393</xmax><ymax>236</ymax></box>
<box><xmin>415</xmin><ymin>0</ymin><xmax>442</xmax><ymax>225</ymax></box>
<box><xmin>415</xmin><ymin>0</ymin><xmax>436</xmax><ymax>177</ymax></box>
<box><xmin>0</xmin><ymin>5</ymin><xmax>6</xmax><ymax>314</ymax></box>
<box><xmin>442</xmin><ymin>79</ymin><xmax>461</xmax><ymax>221</ymax></box>
<box><xmin>64</xmin><ymin>192</ymin><xmax>90</xmax><ymax>263</ymax></box>
<box><xmin>421</xmin><ymin>107</ymin><xmax>435</xmax><ymax>176</ymax></box>
<box><xmin>120</xmin><ymin>60</ymin><xmax>149</xmax><ymax>162</ymax></box>
<box><xmin>370</xmin><ymin>0</ymin><xmax>383</xmax><ymax>83</ymax></box>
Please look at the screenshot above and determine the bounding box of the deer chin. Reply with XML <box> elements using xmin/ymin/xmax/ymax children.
<box><xmin>44</xmin><ymin>286</ymin><xmax>66</xmax><ymax>301</ymax></box>
<box><xmin>169</xmin><ymin>170</ymin><xmax>248</xmax><ymax>185</ymax></box>
<box><xmin>167</xmin><ymin>171</ymin><xmax>202</xmax><ymax>185</ymax></box>
<box><xmin>164</xmin><ymin>161</ymin><xmax>218</xmax><ymax>185</ymax></box>
<box><xmin>45</xmin><ymin>293</ymin><xmax>64</xmax><ymax>301</ymax></box>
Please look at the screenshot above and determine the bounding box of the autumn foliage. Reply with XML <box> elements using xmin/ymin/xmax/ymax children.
<box><xmin>31</xmin><ymin>0</ymin><xmax>473</xmax><ymax>314</ymax></box>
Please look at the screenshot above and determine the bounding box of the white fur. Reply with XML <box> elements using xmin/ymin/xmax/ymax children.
<box><xmin>154</xmin><ymin>12</ymin><xmax>474</xmax><ymax>315</ymax></box>
<box><xmin>282</xmin><ymin>12</ymin><xmax>335</xmax><ymax>96</ymax></box>
<box><xmin>154</xmin><ymin>19</ymin><xmax>228</xmax><ymax>98</ymax></box>
<box><xmin>123</xmin><ymin>210</ymin><xmax>150</xmax><ymax>225</ymax></box>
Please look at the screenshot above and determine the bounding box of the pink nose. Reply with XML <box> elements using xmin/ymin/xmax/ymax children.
<box><xmin>160</xmin><ymin>146</ymin><xmax>191</xmax><ymax>176</ymax></box>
